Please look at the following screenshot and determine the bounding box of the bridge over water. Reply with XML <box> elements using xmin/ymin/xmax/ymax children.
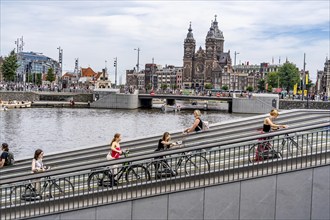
<box><xmin>0</xmin><ymin>109</ymin><xmax>329</xmax><ymax>219</ymax></box>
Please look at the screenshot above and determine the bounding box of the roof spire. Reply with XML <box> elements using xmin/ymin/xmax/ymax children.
<box><xmin>186</xmin><ymin>21</ymin><xmax>194</xmax><ymax>39</ymax></box>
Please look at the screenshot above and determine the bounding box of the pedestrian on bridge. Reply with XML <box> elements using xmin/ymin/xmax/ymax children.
<box><xmin>31</xmin><ymin>149</ymin><xmax>48</xmax><ymax>173</ymax></box>
<box><xmin>184</xmin><ymin>110</ymin><xmax>203</xmax><ymax>133</ymax></box>
<box><xmin>31</xmin><ymin>149</ymin><xmax>49</xmax><ymax>193</ymax></box>
<box><xmin>154</xmin><ymin>132</ymin><xmax>178</xmax><ymax>172</ymax></box>
<box><xmin>263</xmin><ymin>109</ymin><xmax>287</xmax><ymax>133</ymax></box>
<box><xmin>107</xmin><ymin>133</ymin><xmax>123</xmax><ymax>179</ymax></box>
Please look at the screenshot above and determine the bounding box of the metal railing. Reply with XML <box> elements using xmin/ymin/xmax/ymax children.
<box><xmin>1</xmin><ymin>110</ymin><xmax>329</xmax><ymax>181</ymax></box>
<box><xmin>0</xmin><ymin>123</ymin><xmax>329</xmax><ymax>219</ymax></box>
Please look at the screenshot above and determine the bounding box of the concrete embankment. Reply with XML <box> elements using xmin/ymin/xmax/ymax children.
<box><xmin>31</xmin><ymin>101</ymin><xmax>89</xmax><ymax>108</ymax></box>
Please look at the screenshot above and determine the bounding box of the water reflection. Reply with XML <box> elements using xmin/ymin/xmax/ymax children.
<box><xmin>0</xmin><ymin>108</ymin><xmax>247</xmax><ymax>159</ymax></box>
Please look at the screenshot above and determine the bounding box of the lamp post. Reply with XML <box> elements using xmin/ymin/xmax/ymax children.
<box><xmin>113</xmin><ymin>57</ymin><xmax>118</xmax><ymax>87</ymax></box>
<box><xmin>151</xmin><ymin>57</ymin><xmax>154</xmax><ymax>90</ymax></box>
<box><xmin>57</xmin><ymin>46</ymin><xmax>63</xmax><ymax>90</ymax></box>
<box><xmin>134</xmin><ymin>48</ymin><xmax>140</xmax><ymax>73</ymax></box>
<box><xmin>234</xmin><ymin>51</ymin><xmax>239</xmax><ymax>91</ymax></box>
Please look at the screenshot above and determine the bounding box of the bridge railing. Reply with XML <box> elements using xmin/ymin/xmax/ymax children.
<box><xmin>0</xmin><ymin>123</ymin><xmax>329</xmax><ymax>220</ymax></box>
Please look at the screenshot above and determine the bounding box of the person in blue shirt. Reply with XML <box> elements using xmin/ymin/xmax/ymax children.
<box><xmin>0</xmin><ymin>143</ymin><xmax>11</xmax><ymax>168</ymax></box>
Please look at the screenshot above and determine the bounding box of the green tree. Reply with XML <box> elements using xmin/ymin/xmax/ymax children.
<box><xmin>278</xmin><ymin>62</ymin><xmax>300</xmax><ymax>93</ymax></box>
<box><xmin>257</xmin><ymin>79</ymin><xmax>265</xmax><ymax>92</ymax></box>
<box><xmin>36</xmin><ymin>73</ymin><xmax>42</xmax><ymax>85</ymax></box>
<box><xmin>161</xmin><ymin>84</ymin><xmax>168</xmax><ymax>90</ymax></box>
<box><xmin>221</xmin><ymin>85</ymin><xmax>228</xmax><ymax>91</ymax></box>
<box><xmin>306</xmin><ymin>79</ymin><xmax>314</xmax><ymax>91</ymax></box>
<box><xmin>267</xmin><ymin>85</ymin><xmax>273</xmax><ymax>93</ymax></box>
<box><xmin>27</xmin><ymin>74</ymin><xmax>33</xmax><ymax>83</ymax></box>
<box><xmin>266</xmin><ymin>71</ymin><xmax>280</xmax><ymax>88</ymax></box>
<box><xmin>1</xmin><ymin>49</ymin><xmax>19</xmax><ymax>81</ymax></box>
<box><xmin>46</xmin><ymin>68</ymin><xmax>56</xmax><ymax>83</ymax></box>
<box><xmin>246</xmin><ymin>86</ymin><xmax>254</xmax><ymax>92</ymax></box>
<box><xmin>205</xmin><ymin>83</ymin><xmax>213</xmax><ymax>90</ymax></box>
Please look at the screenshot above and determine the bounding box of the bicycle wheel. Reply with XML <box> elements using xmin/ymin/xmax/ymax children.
<box><xmin>184</xmin><ymin>155</ymin><xmax>210</xmax><ymax>175</ymax></box>
<box><xmin>289</xmin><ymin>136</ymin><xmax>311</xmax><ymax>156</ymax></box>
<box><xmin>87</xmin><ymin>171</ymin><xmax>109</xmax><ymax>191</ymax></box>
<box><xmin>125</xmin><ymin>165</ymin><xmax>151</xmax><ymax>184</ymax></box>
<box><xmin>248</xmin><ymin>144</ymin><xmax>258</xmax><ymax>163</ymax></box>
<box><xmin>49</xmin><ymin>178</ymin><xmax>74</xmax><ymax>198</ymax></box>
<box><xmin>10</xmin><ymin>185</ymin><xmax>27</xmax><ymax>204</ymax></box>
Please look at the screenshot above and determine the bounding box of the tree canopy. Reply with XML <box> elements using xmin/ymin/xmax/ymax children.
<box><xmin>205</xmin><ymin>83</ymin><xmax>212</xmax><ymax>90</ymax></box>
<box><xmin>1</xmin><ymin>49</ymin><xmax>19</xmax><ymax>82</ymax></box>
<box><xmin>278</xmin><ymin>62</ymin><xmax>300</xmax><ymax>92</ymax></box>
<box><xmin>257</xmin><ymin>79</ymin><xmax>265</xmax><ymax>92</ymax></box>
<box><xmin>221</xmin><ymin>85</ymin><xmax>228</xmax><ymax>91</ymax></box>
<box><xmin>246</xmin><ymin>86</ymin><xmax>253</xmax><ymax>92</ymax></box>
<box><xmin>46</xmin><ymin>68</ymin><xmax>56</xmax><ymax>82</ymax></box>
<box><xmin>266</xmin><ymin>71</ymin><xmax>280</xmax><ymax>88</ymax></box>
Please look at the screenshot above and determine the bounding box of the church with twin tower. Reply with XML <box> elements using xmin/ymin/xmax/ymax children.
<box><xmin>183</xmin><ymin>15</ymin><xmax>232</xmax><ymax>90</ymax></box>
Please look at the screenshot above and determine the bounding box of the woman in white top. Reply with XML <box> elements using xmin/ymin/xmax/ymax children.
<box><xmin>32</xmin><ymin>149</ymin><xmax>47</xmax><ymax>173</ymax></box>
<box><xmin>31</xmin><ymin>149</ymin><xmax>48</xmax><ymax>192</ymax></box>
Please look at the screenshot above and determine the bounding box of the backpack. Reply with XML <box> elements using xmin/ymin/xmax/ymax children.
<box><xmin>202</xmin><ymin>120</ymin><xmax>209</xmax><ymax>131</ymax></box>
<box><xmin>5</xmin><ymin>152</ymin><xmax>15</xmax><ymax>166</ymax></box>
<box><xmin>198</xmin><ymin>119</ymin><xmax>209</xmax><ymax>131</ymax></box>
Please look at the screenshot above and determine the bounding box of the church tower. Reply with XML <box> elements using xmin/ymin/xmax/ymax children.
<box><xmin>182</xmin><ymin>15</ymin><xmax>230</xmax><ymax>90</ymax></box>
<box><xmin>205</xmin><ymin>15</ymin><xmax>225</xmax><ymax>84</ymax></box>
<box><xmin>182</xmin><ymin>22</ymin><xmax>196</xmax><ymax>89</ymax></box>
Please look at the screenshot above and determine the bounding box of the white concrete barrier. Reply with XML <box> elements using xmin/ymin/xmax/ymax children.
<box><xmin>233</xmin><ymin>93</ymin><xmax>279</xmax><ymax>114</ymax></box>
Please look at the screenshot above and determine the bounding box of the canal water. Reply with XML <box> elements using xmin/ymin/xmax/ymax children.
<box><xmin>0</xmin><ymin>108</ymin><xmax>249</xmax><ymax>160</ymax></box>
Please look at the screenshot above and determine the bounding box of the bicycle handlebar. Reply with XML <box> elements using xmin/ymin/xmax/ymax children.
<box><xmin>123</xmin><ymin>149</ymin><xmax>130</xmax><ymax>157</ymax></box>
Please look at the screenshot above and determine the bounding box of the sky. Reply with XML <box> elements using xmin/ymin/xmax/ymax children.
<box><xmin>1</xmin><ymin>0</ymin><xmax>329</xmax><ymax>84</ymax></box>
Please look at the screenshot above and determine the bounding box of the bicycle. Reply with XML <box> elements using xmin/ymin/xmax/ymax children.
<box><xmin>10</xmin><ymin>175</ymin><xmax>74</xmax><ymax>204</ymax></box>
<box><xmin>87</xmin><ymin>150</ymin><xmax>151</xmax><ymax>191</ymax></box>
<box><xmin>147</xmin><ymin>139</ymin><xmax>210</xmax><ymax>178</ymax></box>
<box><xmin>248</xmin><ymin>130</ymin><xmax>312</xmax><ymax>163</ymax></box>
<box><xmin>278</xmin><ymin>133</ymin><xmax>312</xmax><ymax>156</ymax></box>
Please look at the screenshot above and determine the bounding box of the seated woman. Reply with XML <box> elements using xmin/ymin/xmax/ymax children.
<box><xmin>184</xmin><ymin>110</ymin><xmax>203</xmax><ymax>133</ymax></box>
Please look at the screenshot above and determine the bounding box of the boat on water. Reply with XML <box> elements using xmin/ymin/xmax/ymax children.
<box><xmin>161</xmin><ymin>104</ymin><xmax>182</xmax><ymax>112</ymax></box>
<box><xmin>0</xmin><ymin>106</ymin><xmax>8</xmax><ymax>111</ymax></box>
<box><xmin>0</xmin><ymin>100</ymin><xmax>32</xmax><ymax>109</ymax></box>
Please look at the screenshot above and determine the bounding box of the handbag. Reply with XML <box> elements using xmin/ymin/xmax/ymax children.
<box><xmin>106</xmin><ymin>152</ymin><xmax>113</xmax><ymax>160</ymax></box>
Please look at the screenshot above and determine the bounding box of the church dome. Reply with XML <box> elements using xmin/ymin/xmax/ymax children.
<box><xmin>186</xmin><ymin>22</ymin><xmax>194</xmax><ymax>40</ymax></box>
<box><xmin>206</xmin><ymin>15</ymin><xmax>224</xmax><ymax>40</ymax></box>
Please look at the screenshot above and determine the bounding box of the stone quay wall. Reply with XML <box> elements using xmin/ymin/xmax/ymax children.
<box><xmin>0</xmin><ymin>92</ymin><xmax>93</xmax><ymax>103</ymax></box>
<box><xmin>279</xmin><ymin>100</ymin><xmax>330</xmax><ymax>110</ymax></box>
<box><xmin>0</xmin><ymin>91</ymin><xmax>40</xmax><ymax>101</ymax></box>
<box><xmin>39</xmin><ymin>93</ymin><xmax>93</xmax><ymax>102</ymax></box>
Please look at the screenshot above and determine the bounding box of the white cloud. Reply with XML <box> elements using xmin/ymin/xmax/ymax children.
<box><xmin>1</xmin><ymin>0</ymin><xmax>329</xmax><ymax>83</ymax></box>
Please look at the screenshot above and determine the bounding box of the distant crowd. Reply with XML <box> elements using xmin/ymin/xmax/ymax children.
<box><xmin>0</xmin><ymin>82</ymin><xmax>93</xmax><ymax>93</ymax></box>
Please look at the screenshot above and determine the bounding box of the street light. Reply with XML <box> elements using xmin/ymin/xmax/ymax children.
<box><xmin>57</xmin><ymin>46</ymin><xmax>63</xmax><ymax>90</ymax></box>
<box><xmin>114</xmin><ymin>57</ymin><xmax>117</xmax><ymax>87</ymax></box>
<box><xmin>234</xmin><ymin>51</ymin><xmax>240</xmax><ymax>91</ymax></box>
<box><xmin>134</xmin><ymin>48</ymin><xmax>140</xmax><ymax>73</ymax></box>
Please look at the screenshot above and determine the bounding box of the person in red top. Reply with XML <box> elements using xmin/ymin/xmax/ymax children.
<box><xmin>111</xmin><ymin>133</ymin><xmax>122</xmax><ymax>158</ymax></box>
<box><xmin>108</xmin><ymin>133</ymin><xmax>123</xmax><ymax>178</ymax></box>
